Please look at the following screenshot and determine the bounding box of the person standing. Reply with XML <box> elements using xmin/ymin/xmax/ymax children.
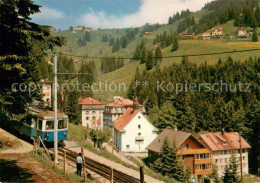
<box><xmin>76</xmin><ymin>152</ymin><xmax>83</xmax><ymax>176</ymax></box>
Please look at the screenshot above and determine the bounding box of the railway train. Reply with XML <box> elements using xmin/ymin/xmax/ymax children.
<box><xmin>8</xmin><ymin>106</ymin><xmax>69</xmax><ymax>143</ymax></box>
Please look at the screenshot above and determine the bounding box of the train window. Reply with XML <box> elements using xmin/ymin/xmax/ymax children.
<box><xmin>46</xmin><ymin>121</ymin><xmax>54</xmax><ymax>130</ymax></box>
<box><xmin>38</xmin><ymin>120</ymin><xmax>43</xmax><ymax>130</ymax></box>
<box><xmin>58</xmin><ymin>120</ymin><xmax>67</xmax><ymax>129</ymax></box>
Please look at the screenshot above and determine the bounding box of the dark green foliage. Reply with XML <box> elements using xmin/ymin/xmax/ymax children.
<box><xmin>171</xmin><ymin>36</ymin><xmax>179</xmax><ymax>52</ymax></box>
<box><xmin>168</xmin><ymin>9</ymin><xmax>192</xmax><ymax>24</ymax></box>
<box><xmin>155</xmin><ymin>47</ymin><xmax>162</xmax><ymax>64</ymax></box>
<box><xmin>112</xmin><ymin>38</ymin><xmax>121</xmax><ymax>53</ymax></box>
<box><xmin>69</xmin><ymin>26</ymin><xmax>73</xmax><ymax>31</ymax></box>
<box><xmin>89</xmin><ymin>128</ymin><xmax>111</xmax><ymax>148</ymax></box>
<box><xmin>109</xmin><ymin>37</ymin><xmax>115</xmax><ymax>46</ymax></box>
<box><xmin>101</xmin><ymin>35</ymin><xmax>108</xmax><ymax>42</ymax></box>
<box><xmin>223</xmin><ymin>151</ymin><xmax>239</xmax><ymax>183</ymax></box>
<box><xmin>210</xmin><ymin>164</ymin><xmax>220</xmax><ymax>182</ymax></box>
<box><xmin>145</xmin><ymin>50</ymin><xmax>154</xmax><ymax>70</ymax></box>
<box><xmin>57</xmin><ymin>53</ymin><xmax>75</xmax><ymax>82</ymax></box>
<box><xmin>77</xmin><ymin>31</ymin><xmax>91</xmax><ymax>47</ymax></box>
<box><xmin>0</xmin><ymin>0</ymin><xmax>64</xmax><ymax>116</ymax></box>
<box><xmin>141</xmin><ymin>23</ymin><xmax>160</xmax><ymax>35</ymax></box>
<box><xmin>153</xmin><ymin>31</ymin><xmax>174</xmax><ymax>48</ymax></box>
<box><xmin>65</xmin><ymin>90</ymin><xmax>80</xmax><ymax>124</ymax></box>
<box><xmin>100</xmin><ymin>56</ymin><xmax>124</xmax><ymax>74</ymax></box>
<box><xmin>153</xmin><ymin>137</ymin><xmax>185</xmax><ymax>181</ymax></box>
<box><xmin>252</xmin><ymin>29</ymin><xmax>258</xmax><ymax>42</ymax></box>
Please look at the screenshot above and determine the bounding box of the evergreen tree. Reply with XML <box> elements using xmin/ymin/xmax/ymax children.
<box><xmin>171</xmin><ymin>36</ymin><xmax>179</xmax><ymax>52</ymax></box>
<box><xmin>252</xmin><ymin>29</ymin><xmax>258</xmax><ymax>42</ymax></box>
<box><xmin>0</xmin><ymin>0</ymin><xmax>64</xmax><ymax>116</ymax></box>
<box><xmin>122</xmin><ymin>36</ymin><xmax>129</xmax><ymax>48</ymax></box>
<box><xmin>222</xmin><ymin>151</ymin><xmax>239</xmax><ymax>183</ymax></box>
<box><xmin>109</xmin><ymin>37</ymin><xmax>115</xmax><ymax>46</ymax></box>
<box><xmin>145</xmin><ymin>50</ymin><xmax>154</xmax><ymax>70</ymax></box>
<box><xmin>155</xmin><ymin>47</ymin><xmax>163</xmax><ymax>65</ymax></box>
<box><xmin>66</xmin><ymin>90</ymin><xmax>80</xmax><ymax>124</ymax></box>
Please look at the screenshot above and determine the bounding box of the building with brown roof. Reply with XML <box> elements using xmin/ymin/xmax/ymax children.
<box><xmin>199</xmin><ymin>132</ymin><xmax>251</xmax><ymax>177</ymax></box>
<box><xmin>103</xmin><ymin>96</ymin><xmax>145</xmax><ymax>128</ymax></box>
<box><xmin>79</xmin><ymin>97</ymin><xmax>105</xmax><ymax>129</ymax></box>
<box><xmin>147</xmin><ymin>129</ymin><xmax>213</xmax><ymax>181</ymax></box>
<box><xmin>114</xmin><ymin>98</ymin><xmax>158</xmax><ymax>152</ymax></box>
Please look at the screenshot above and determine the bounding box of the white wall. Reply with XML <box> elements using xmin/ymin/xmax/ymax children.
<box><xmin>116</xmin><ymin>112</ymin><xmax>158</xmax><ymax>152</ymax></box>
<box><xmin>81</xmin><ymin>109</ymin><xmax>104</xmax><ymax>129</ymax></box>
<box><xmin>213</xmin><ymin>149</ymin><xmax>249</xmax><ymax>177</ymax></box>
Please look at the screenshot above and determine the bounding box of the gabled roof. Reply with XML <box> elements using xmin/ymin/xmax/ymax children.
<box><xmin>114</xmin><ymin>108</ymin><xmax>139</xmax><ymax>131</ymax></box>
<box><xmin>199</xmin><ymin>132</ymin><xmax>251</xmax><ymax>151</ymax></box>
<box><xmin>80</xmin><ymin>97</ymin><xmax>103</xmax><ymax>105</ymax></box>
<box><xmin>107</xmin><ymin>98</ymin><xmax>142</xmax><ymax>108</ymax></box>
<box><xmin>146</xmin><ymin>129</ymin><xmax>191</xmax><ymax>153</ymax></box>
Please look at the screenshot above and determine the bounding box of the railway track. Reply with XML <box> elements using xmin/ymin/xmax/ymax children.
<box><xmin>50</xmin><ymin>147</ymin><xmax>140</xmax><ymax>183</ymax></box>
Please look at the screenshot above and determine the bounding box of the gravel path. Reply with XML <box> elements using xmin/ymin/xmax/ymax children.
<box><xmin>65</xmin><ymin>141</ymin><xmax>164</xmax><ymax>183</ymax></box>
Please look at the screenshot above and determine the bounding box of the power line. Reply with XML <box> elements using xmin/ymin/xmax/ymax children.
<box><xmin>50</xmin><ymin>48</ymin><xmax>260</xmax><ymax>60</ymax></box>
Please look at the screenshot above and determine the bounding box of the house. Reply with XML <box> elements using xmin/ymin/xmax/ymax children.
<box><xmin>80</xmin><ymin>97</ymin><xmax>105</xmax><ymax>129</ymax></box>
<box><xmin>73</xmin><ymin>26</ymin><xmax>83</xmax><ymax>31</ymax></box>
<box><xmin>179</xmin><ymin>33</ymin><xmax>195</xmax><ymax>40</ymax></box>
<box><xmin>85</xmin><ymin>27</ymin><xmax>92</xmax><ymax>32</ymax></box>
<box><xmin>147</xmin><ymin>129</ymin><xmax>213</xmax><ymax>181</ymax></box>
<box><xmin>199</xmin><ymin>132</ymin><xmax>251</xmax><ymax>177</ymax></box>
<box><xmin>114</xmin><ymin>97</ymin><xmax>158</xmax><ymax>152</ymax></box>
<box><xmin>144</xmin><ymin>32</ymin><xmax>152</xmax><ymax>35</ymax></box>
<box><xmin>40</xmin><ymin>78</ymin><xmax>52</xmax><ymax>104</ymax></box>
<box><xmin>103</xmin><ymin>96</ymin><xmax>146</xmax><ymax>129</ymax></box>
<box><xmin>211</xmin><ymin>27</ymin><xmax>223</xmax><ymax>36</ymax></box>
<box><xmin>238</xmin><ymin>30</ymin><xmax>249</xmax><ymax>37</ymax></box>
<box><xmin>203</xmin><ymin>26</ymin><xmax>223</xmax><ymax>40</ymax></box>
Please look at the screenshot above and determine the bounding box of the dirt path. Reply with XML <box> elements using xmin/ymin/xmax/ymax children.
<box><xmin>0</xmin><ymin>153</ymin><xmax>70</xmax><ymax>182</ymax></box>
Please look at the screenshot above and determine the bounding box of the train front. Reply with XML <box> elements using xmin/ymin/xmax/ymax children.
<box><xmin>36</xmin><ymin>110</ymin><xmax>69</xmax><ymax>143</ymax></box>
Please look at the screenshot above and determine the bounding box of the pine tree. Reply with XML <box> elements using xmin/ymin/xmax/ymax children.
<box><xmin>252</xmin><ymin>29</ymin><xmax>258</xmax><ymax>42</ymax></box>
<box><xmin>223</xmin><ymin>151</ymin><xmax>239</xmax><ymax>183</ymax></box>
<box><xmin>66</xmin><ymin>90</ymin><xmax>80</xmax><ymax>124</ymax></box>
<box><xmin>145</xmin><ymin>50</ymin><xmax>153</xmax><ymax>70</ymax></box>
<box><xmin>155</xmin><ymin>47</ymin><xmax>162</xmax><ymax>65</ymax></box>
<box><xmin>0</xmin><ymin>0</ymin><xmax>64</xmax><ymax>115</ymax></box>
<box><xmin>171</xmin><ymin>36</ymin><xmax>179</xmax><ymax>52</ymax></box>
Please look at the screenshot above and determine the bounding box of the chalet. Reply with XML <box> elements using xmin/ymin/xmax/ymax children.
<box><xmin>74</xmin><ymin>26</ymin><xmax>83</xmax><ymax>31</ymax></box>
<box><xmin>103</xmin><ymin>96</ymin><xmax>145</xmax><ymax>129</ymax></box>
<box><xmin>202</xmin><ymin>33</ymin><xmax>212</xmax><ymax>40</ymax></box>
<box><xmin>203</xmin><ymin>26</ymin><xmax>223</xmax><ymax>40</ymax></box>
<box><xmin>39</xmin><ymin>78</ymin><xmax>52</xmax><ymax>104</ymax></box>
<box><xmin>147</xmin><ymin>129</ymin><xmax>213</xmax><ymax>181</ymax></box>
<box><xmin>179</xmin><ymin>33</ymin><xmax>195</xmax><ymax>40</ymax></box>
<box><xmin>114</xmin><ymin>97</ymin><xmax>158</xmax><ymax>152</ymax></box>
<box><xmin>144</xmin><ymin>32</ymin><xmax>152</xmax><ymax>35</ymax></box>
<box><xmin>199</xmin><ymin>132</ymin><xmax>251</xmax><ymax>177</ymax></box>
<box><xmin>238</xmin><ymin>30</ymin><xmax>249</xmax><ymax>37</ymax></box>
<box><xmin>79</xmin><ymin>97</ymin><xmax>105</xmax><ymax>129</ymax></box>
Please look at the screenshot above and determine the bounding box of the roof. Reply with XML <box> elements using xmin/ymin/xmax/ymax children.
<box><xmin>114</xmin><ymin>108</ymin><xmax>139</xmax><ymax>131</ymax></box>
<box><xmin>37</xmin><ymin>110</ymin><xmax>68</xmax><ymax>120</ymax></box>
<box><xmin>199</xmin><ymin>132</ymin><xmax>251</xmax><ymax>151</ymax></box>
<box><xmin>80</xmin><ymin>97</ymin><xmax>103</xmax><ymax>105</ymax></box>
<box><xmin>146</xmin><ymin>129</ymin><xmax>191</xmax><ymax>153</ymax></box>
<box><xmin>107</xmin><ymin>98</ymin><xmax>143</xmax><ymax>108</ymax></box>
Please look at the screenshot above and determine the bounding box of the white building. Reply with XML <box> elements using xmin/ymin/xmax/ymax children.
<box><xmin>199</xmin><ymin>132</ymin><xmax>251</xmax><ymax>177</ymax></box>
<box><xmin>114</xmin><ymin>97</ymin><xmax>158</xmax><ymax>152</ymax></box>
<box><xmin>40</xmin><ymin>78</ymin><xmax>52</xmax><ymax>104</ymax></box>
<box><xmin>103</xmin><ymin>96</ymin><xmax>146</xmax><ymax>129</ymax></box>
<box><xmin>80</xmin><ymin>97</ymin><xmax>105</xmax><ymax>129</ymax></box>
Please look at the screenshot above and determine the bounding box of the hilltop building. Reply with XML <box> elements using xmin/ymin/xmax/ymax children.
<box><xmin>147</xmin><ymin>129</ymin><xmax>213</xmax><ymax>182</ymax></box>
<box><xmin>238</xmin><ymin>29</ymin><xmax>249</xmax><ymax>37</ymax></box>
<box><xmin>80</xmin><ymin>97</ymin><xmax>105</xmax><ymax>129</ymax></box>
<box><xmin>40</xmin><ymin>78</ymin><xmax>52</xmax><ymax>104</ymax></box>
<box><xmin>114</xmin><ymin>97</ymin><xmax>158</xmax><ymax>152</ymax></box>
<box><xmin>203</xmin><ymin>26</ymin><xmax>223</xmax><ymax>40</ymax></box>
<box><xmin>199</xmin><ymin>132</ymin><xmax>251</xmax><ymax>177</ymax></box>
<box><xmin>103</xmin><ymin>96</ymin><xmax>146</xmax><ymax>129</ymax></box>
<box><xmin>179</xmin><ymin>33</ymin><xmax>195</xmax><ymax>40</ymax></box>
<box><xmin>73</xmin><ymin>26</ymin><xmax>83</xmax><ymax>31</ymax></box>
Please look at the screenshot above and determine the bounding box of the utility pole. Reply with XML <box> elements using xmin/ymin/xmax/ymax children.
<box><xmin>239</xmin><ymin>131</ymin><xmax>243</xmax><ymax>182</ymax></box>
<box><xmin>53</xmin><ymin>55</ymin><xmax>58</xmax><ymax>163</ymax></box>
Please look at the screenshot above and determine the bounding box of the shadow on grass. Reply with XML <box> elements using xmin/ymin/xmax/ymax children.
<box><xmin>0</xmin><ymin>159</ymin><xmax>35</xmax><ymax>182</ymax></box>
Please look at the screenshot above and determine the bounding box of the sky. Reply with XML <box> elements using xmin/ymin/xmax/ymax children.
<box><xmin>31</xmin><ymin>0</ymin><xmax>212</xmax><ymax>30</ymax></box>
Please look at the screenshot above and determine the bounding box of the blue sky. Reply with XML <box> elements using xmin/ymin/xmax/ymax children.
<box><xmin>31</xmin><ymin>0</ymin><xmax>212</xmax><ymax>30</ymax></box>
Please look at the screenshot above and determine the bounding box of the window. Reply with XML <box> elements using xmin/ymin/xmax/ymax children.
<box><xmin>126</xmin><ymin>145</ymin><xmax>130</xmax><ymax>148</ymax></box>
<box><xmin>242</xmin><ymin>149</ymin><xmax>246</xmax><ymax>153</ymax></box>
<box><xmin>46</xmin><ymin>121</ymin><xmax>54</xmax><ymax>130</ymax></box>
<box><xmin>215</xmin><ymin>159</ymin><xmax>218</xmax><ymax>163</ymax></box>
<box><xmin>38</xmin><ymin>120</ymin><xmax>43</xmax><ymax>130</ymax></box>
<box><xmin>224</xmin><ymin>150</ymin><xmax>227</xmax><ymax>155</ymax></box>
<box><xmin>138</xmin><ymin>116</ymin><xmax>141</xmax><ymax>119</ymax></box>
<box><xmin>86</xmin><ymin>111</ymin><xmax>89</xmax><ymax>115</ymax></box>
<box><xmin>47</xmin><ymin>86</ymin><xmax>51</xmax><ymax>90</ymax></box>
<box><xmin>243</xmin><ymin>156</ymin><xmax>245</xmax><ymax>161</ymax></box>
<box><xmin>86</xmin><ymin>117</ymin><xmax>89</xmax><ymax>120</ymax></box>
<box><xmin>196</xmin><ymin>153</ymin><xmax>211</xmax><ymax>159</ymax></box>
<box><xmin>138</xmin><ymin>125</ymin><xmax>141</xmax><ymax>129</ymax></box>
<box><xmin>186</xmin><ymin>144</ymin><xmax>190</xmax><ymax>149</ymax></box>
<box><xmin>92</xmin><ymin>116</ymin><xmax>96</xmax><ymax>120</ymax></box>
<box><xmin>138</xmin><ymin>133</ymin><xmax>141</xmax><ymax>136</ymax></box>
<box><xmin>46</xmin><ymin>92</ymin><xmax>50</xmax><ymax>96</ymax></box>
<box><xmin>92</xmin><ymin>111</ymin><xmax>96</xmax><ymax>115</ymax></box>
<box><xmin>58</xmin><ymin>120</ymin><xmax>67</xmax><ymax>129</ymax></box>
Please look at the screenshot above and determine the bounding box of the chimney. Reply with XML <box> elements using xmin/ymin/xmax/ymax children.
<box><xmin>133</xmin><ymin>96</ymin><xmax>138</xmax><ymax>111</ymax></box>
<box><xmin>221</xmin><ymin>128</ymin><xmax>225</xmax><ymax>135</ymax></box>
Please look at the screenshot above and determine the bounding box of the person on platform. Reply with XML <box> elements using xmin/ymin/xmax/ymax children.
<box><xmin>76</xmin><ymin>152</ymin><xmax>83</xmax><ymax>176</ymax></box>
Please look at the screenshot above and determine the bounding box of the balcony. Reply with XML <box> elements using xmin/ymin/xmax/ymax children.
<box><xmin>135</xmin><ymin>136</ymin><xmax>144</xmax><ymax>141</ymax></box>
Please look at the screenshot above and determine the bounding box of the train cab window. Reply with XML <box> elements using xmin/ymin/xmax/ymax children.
<box><xmin>46</xmin><ymin>121</ymin><xmax>54</xmax><ymax>130</ymax></box>
<box><xmin>58</xmin><ymin>120</ymin><xmax>67</xmax><ymax>129</ymax></box>
<box><xmin>38</xmin><ymin>120</ymin><xmax>43</xmax><ymax>130</ymax></box>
